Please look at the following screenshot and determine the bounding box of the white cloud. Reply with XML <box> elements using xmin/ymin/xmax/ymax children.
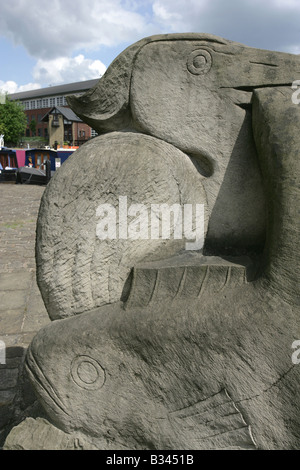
<box><xmin>0</xmin><ymin>55</ymin><xmax>106</xmax><ymax>94</ymax></box>
<box><xmin>0</xmin><ymin>0</ymin><xmax>153</xmax><ymax>60</ymax></box>
<box><xmin>290</xmin><ymin>46</ymin><xmax>300</xmax><ymax>55</ymax></box>
<box><xmin>152</xmin><ymin>3</ymin><xmax>181</xmax><ymax>22</ymax></box>
<box><xmin>0</xmin><ymin>80</ymin><xmax>41</xmax><ymax>94</ymax></box>
<box><xmin>273</xmin><ymin>0</ymin><xmax>300</xmax><ymax>7</ymax></box>
<box><xmin>1</xmin><ymin>0</ymin><xmax>300</xmax><ymax>60</ymax></box>
<box><xmin>33</xmin><ymin>55</ymin><xmax>107</xmax><ymax>86</ymax></box>
<box><xmin>152</xmin><ymin>0</ymin><xmax>208</xmax><ymax>31</ymax></box>
<box><xmin>151</xmin><ymin>0</ymin><xmax>300</xmax><ymax>53</ymax></box>
<box><xmin>1</xmin><ymin>0</ymin><xmax>300</xmax><ymax>94</ymax></box>
<box><xmin>0</xmin><ymin>0</ymin><xmax>152</xmax><ymax>91</ymax></box>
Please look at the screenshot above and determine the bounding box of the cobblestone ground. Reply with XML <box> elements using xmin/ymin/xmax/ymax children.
<box><xmin>0</xmin><ymin>184</ymin><xmax>50</xmax><ymax>446</ymax></box>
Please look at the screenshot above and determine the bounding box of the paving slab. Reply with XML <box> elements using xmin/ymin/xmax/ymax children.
<box><xmin>0</xmin><ymin>184</ymin><xmax>50</xmax><ymax>447</ymax></box>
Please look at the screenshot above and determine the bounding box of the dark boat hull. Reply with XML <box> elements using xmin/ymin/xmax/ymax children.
<box><xmin>17</xmin><ymin>167</ymin><xmax>48</xmax><ymax>185</ymax></box>
<box><xmin>0</xmin><ymin>169</ymin><xmax>18</xmax><ymax>183</ymax></box>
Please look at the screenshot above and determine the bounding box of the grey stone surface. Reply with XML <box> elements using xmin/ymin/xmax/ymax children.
<box><xmin>68</xmin><ymin>33</ymin><xmax>299</xmax><ymax>256</ymax></box>
<box><xmin>3</xmin><ymin>417</ymin><xmax>97</xmax><ymax>450</ymax></box>
<box><xmin>5</xmin><ymin>34</ymin><xmax>300</xmax><ymax>450</ymax></box>
<box><xmin>36</xmin><ymin>132</ymin><xmax>206</xmax><ymax>320</ymax></box>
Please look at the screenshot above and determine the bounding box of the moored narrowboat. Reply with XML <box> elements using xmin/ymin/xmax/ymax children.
<box><xmin>1</xmin><ymin>146</ymin><xmax>77</xmax><ymax>184</ymax></box>
<box><xmin>0</xmin><ymin>148</ymin><xmax>18</xmax><ymax>183</ymax></box>
<box><xmin>18</xmin><ymin>147</ymin><xmax>57</xmax><ymax>185</ymax></box>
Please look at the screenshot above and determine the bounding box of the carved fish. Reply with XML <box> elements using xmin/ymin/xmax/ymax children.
<box><xmin>67</xmin><ymin>33</ymin><xmax>298</xmax><ymax>141</ymax></box>
<box><xmin>25</xmin><ymin>86</ymin><xmax>300</xmax><ymax>449</ymax></box>
<box><xmin>25</xmin><ymin>310</ymin><xmax>258</xmax><ymax>451</ymax></box>
<box><xmin>36</xmin><ymin>35</ymin><xmax>300</xmax><ymax>320</ymax></box>
<box><xmin>36</xmin><ymin>133</ymin><xmax>207</xmax><ymax>319</ymax></box>
<box><xmin>67</xmin><ymin>33</ymin><xmax>300</xmax><ymax>253</ymax></box>
<box><xmin>21</xmin><ymin>36</ymin><xmax>300</xmax><ymax>450</ymax></box>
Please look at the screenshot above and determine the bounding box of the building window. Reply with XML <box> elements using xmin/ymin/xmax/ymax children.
<box><xmin>42</xmin><ymin>98</ymin><xmax>49</xmax><ymax>108</ymax></box>
<box><xmin>52</xmin><ymin>113</ymin><xmax>60</xmax><ymax>127</ymax></box>
<box><xmin>36</xmin><ymin>99</ymin><xmax>42</xmax><ymax>108</ymax></box>
<box><xmin>78</xmin><ymin>130</ymin><xmax>86</xmax><ymax>138</ymax></box>
<box><xmin>63</xmin><ymin>97</ymin><xmax>68</xmax><ymax>105</ymax></box>
<box><xmin>31</xmin><ymin>100</ymin><xmax>36</xmax><ymax>109</ymax></box>
<box><xmin>91</xmin><ymin>129</ymin><xmax>98</xmax><ymax>137</ymax></box>
<box><xmin>24</xmin><ymin>101</ymin><xmax>30</xmax><ymax>110</ymax></box>
<box><xmin>50</xmin><ymin>98</ymin><xmax>55</xmax><ymax>106</ymax></box>
<box><xmin>57</xmin><ymin>96</ymin><xmax>64</xmax><ymax>106</ymax></box>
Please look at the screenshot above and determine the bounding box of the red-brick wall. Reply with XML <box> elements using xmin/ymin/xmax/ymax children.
<box><xmin>24</xmin><ymin>108</ymin><xmax>92</xmax><ymax>145</ymax></box>
<box><xmin>25</xmin><ymin>109</ymin><xmax>51</xmax><ymax>138</ymax></box>
<box><xmin>72</xmin><ymin>121</ymin><xmax>92</xmax><ymax>145</ymax></box>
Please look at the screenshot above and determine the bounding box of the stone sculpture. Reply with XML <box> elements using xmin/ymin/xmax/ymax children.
<box><xmin>4</xmin><ymin>33</ymin><xmax>300</xmax><ymax>450</ymax></box>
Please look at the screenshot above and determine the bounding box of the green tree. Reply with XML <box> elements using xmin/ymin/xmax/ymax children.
<box><xmin>29</xmin><ymin>118</ymin><xmax>37</xmax><ymax>136</ymax></box>
<box><xmin>0</xmin><ymin>94</ymin><xmax>27</xmax><ymax>145</ymax></box>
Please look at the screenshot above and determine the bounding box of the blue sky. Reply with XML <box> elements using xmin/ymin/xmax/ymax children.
<box><xmin>1</xmin><ymin>0</ymin><xmax>300</xmax><ymax>93</ymax></box>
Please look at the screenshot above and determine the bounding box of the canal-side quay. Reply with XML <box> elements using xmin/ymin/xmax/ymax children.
<box><xmin>0</xmin><ymin>185</ymin><xmax>50</xmax><ymax>446</ymax></box>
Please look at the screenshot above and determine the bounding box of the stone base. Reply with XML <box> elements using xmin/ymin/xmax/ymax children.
<box><xmin>3</xmin><ymin>417</ymin><xmax>97</xmax><ymax>450</ymax></box>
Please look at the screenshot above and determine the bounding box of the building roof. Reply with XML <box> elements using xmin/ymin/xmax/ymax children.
<box><xmin>8</xmin><ymin>79</ymin><xmax>99</xmax><ymax>101</ymax></box>
<box><xmin>41</xmin><ymin>106</ymin><xmax>82</xmax><ymax>122</ymax></box>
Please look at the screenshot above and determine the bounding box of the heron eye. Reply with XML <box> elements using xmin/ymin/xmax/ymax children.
<box><xmin>187</xmin><ymin>49</ymin><xmax>212</xmax><ymax>75</ymax></box>
<box><xmin>71</xmin><ymin>355</ymin><xmax>106</xmax><ymax>390</ymax></box>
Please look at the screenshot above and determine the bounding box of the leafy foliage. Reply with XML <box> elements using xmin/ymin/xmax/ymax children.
<box><xmin>0</xmin><ymin>94</ymin><xmax>27</xmax><ymax>144</ymax></box>
<box><xmin>29</xmin><ymin>118</ymin><xmax>37</xmax><ymax>136</ymax></box>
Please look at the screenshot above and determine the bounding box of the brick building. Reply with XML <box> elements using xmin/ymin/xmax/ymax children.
<box><xmin>9</xmin><ymin>79</ymin><xmax>98</xmax><ymax>147</ymax></box>
<box><xmin>41</xmin><ymin>106</ymin><xmax>93</xmax><ymax>148</ymax></box>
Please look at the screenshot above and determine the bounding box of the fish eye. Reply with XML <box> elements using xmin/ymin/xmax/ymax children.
<box><xmin>187</xmin><ymin>49</ymin><xmax>212</xmax><ymax>75</ymax></box>
<box><xmin>71</xmin><ymin>355</ymin><xmax>106</xmax><ymax>390</ymax></box>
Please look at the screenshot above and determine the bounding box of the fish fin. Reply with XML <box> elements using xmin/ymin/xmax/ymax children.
<box><xmin>169</xmin><ymin>389</ymin><xmax>257</xmax><ymax>450</ymax></box>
